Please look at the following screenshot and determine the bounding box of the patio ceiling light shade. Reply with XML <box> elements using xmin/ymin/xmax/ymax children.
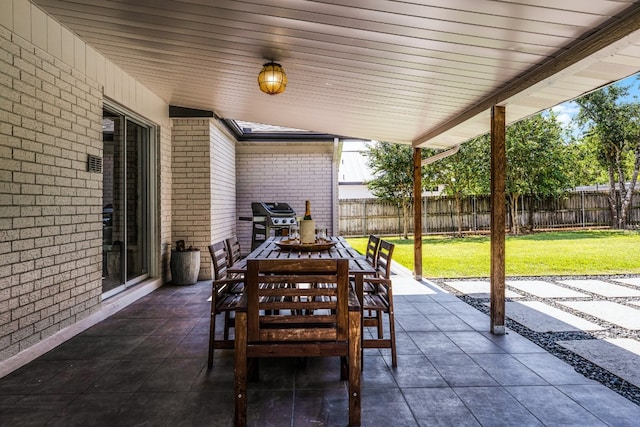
<box><xmin>258</xmin><ymin>62</ymin><xmax>287</xmax><ymax>95</ymax></box>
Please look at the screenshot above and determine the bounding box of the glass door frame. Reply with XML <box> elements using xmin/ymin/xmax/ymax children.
<box><xmin>102</xmin><ymin>100</ymin><xmax>160</xmax><ymax>300</ymax></box>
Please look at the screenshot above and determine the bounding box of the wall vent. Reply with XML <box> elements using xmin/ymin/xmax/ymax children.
<box><xmin>88</xmin><ymin>155</ymin><xmax>102</xmax><ymax>173</ymax></box>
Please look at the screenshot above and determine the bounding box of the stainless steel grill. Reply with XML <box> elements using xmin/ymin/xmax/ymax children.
<box><xmin>250</xmin><ymin>202</ymin><xmax>297</xmax><ymax>249</ymax></box>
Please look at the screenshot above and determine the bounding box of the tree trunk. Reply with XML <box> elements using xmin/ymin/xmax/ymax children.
<box><xmin>402</xmin><ymin>200</ymin><xmax>409</xmax><ymax>239</ymax></box>
<box><xmin>455</xmin><ymin>194</ymin><xmax>463</xmax><ymax>237</ymax></box>
<box><xmin>607</xmin><ymin>164</ymin><xmax>620</xmax><ymax>228</ymax></box>
<box><xmin>527</xmin><ymin>195</ymin><xmax>535</xmax><ymax>231</ymax></box>
<box><xmin>616</xmin><ymin>148</ymin><xmax>628</xmax><ymax>229</ymax></box>
<box><xmin>620</xmin><ymin>144</ymin><xmax>640</xmax><ymax>229</ymax></box>
<box><xmin>509</xmin><ymin>193</ymin><xmax>520</xmax><ymax>234</ymax></box>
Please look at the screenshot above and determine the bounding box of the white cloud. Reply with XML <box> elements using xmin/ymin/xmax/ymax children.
<box><xmin>551</xmin><ymin>101</ymin><xmax>581</xmax><ymax>135</ymax></box>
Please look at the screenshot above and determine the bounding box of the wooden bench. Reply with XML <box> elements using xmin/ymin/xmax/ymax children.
<box><xmin>233</xmin><ymin>258</ymin><xmax>361</xmax><ymax>426</ymax></box>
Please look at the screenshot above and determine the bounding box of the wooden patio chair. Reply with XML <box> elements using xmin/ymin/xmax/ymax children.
<box><xmin>373</xmin><ymin>238</ymin><xmax>393</xmax><ymax>280</ymax></box>
<box><xmin>234</xmin><ymin>258</ymin><xmax>361</xmax><ymax>426</ymax></box>
<box><xmin>207</xmin><ymin>241</ymin><xmax>244</xmax><ymax>369</ymax></box>
<box><xmin>225</xmin><ymin>236</ymin><xmax>244</xmax><ymax>269</ymax></box>
<box><xmin>361</xmin><ymin>239</ymin><xmax>397</xmax><ymax>367</ymax></box>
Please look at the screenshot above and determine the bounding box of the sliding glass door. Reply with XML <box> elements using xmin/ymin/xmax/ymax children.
<box><xmin>102</xmin><ymin>106</ymin><xmax>155</xmax><ymax>297</ymax></box>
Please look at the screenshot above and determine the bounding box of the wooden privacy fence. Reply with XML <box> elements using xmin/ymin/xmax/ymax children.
<box><xmin>339</xmin><ymin>191</ymin><xmax>640</xmax><ymax>236</ymax></box>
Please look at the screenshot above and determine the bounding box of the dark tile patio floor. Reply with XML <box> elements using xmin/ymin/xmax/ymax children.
<box><xmin>1</xmin><ymin>276</ymin><xmax>640</xmax><ymax>426</ymax></box>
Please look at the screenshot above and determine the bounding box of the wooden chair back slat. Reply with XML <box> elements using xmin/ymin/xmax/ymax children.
<box><xmin>365</xmin><ymin>234</ymin><xmax>380</xmax><ymax>268</ymax></box>
<box><xmin>225</xmin><ymin>236</ymin><xmax>243</xmax><ymax>267</ymax></box>
<box><xmin>260</xmin><ymin>328</ymin><xmax>337</xmax><ymax>342</ymax></box>
<box><xmin>245</xmin><ymin>259</ymin><xmax>350</xmax><ymax>344</ymax></box>
<box><xmin>375</xmin><ymin>239</ymin><xmax>394</xmax><ymax>279</ymax></box>
<box><xmin>209</xmin><ymin>241</ymin><xmax>230</xmax><ymax>281</ymax></box>
<box><xmin>260</xmin><ymin>314</ymin><xmax>336</xmax><ymax>325</ymax></box>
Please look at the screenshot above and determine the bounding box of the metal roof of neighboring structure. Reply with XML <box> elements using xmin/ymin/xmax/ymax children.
<box><xmin>339</xmin><ymin>147</ymin><xmax>374</xmax><ymax>184</ymax></box>
<box><xmin>31</xmin><ymin>0</ymin><xmax>640</xmax><ymax>149</ymax></box>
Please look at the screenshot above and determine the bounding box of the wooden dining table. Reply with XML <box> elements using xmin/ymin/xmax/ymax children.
<box><xmin>228</xmin><ymin>236</ymin><xmax>377</xmax><ymax>309</ymax></box>
<box><xmin>230</xmin><ymin>236</ymin><xmax>371</xmax><ymax>426</ymax></box>
<box><xmin>229</xmin><ymin>235</ymin><xmax>376</xmax><ymax>277</ymax></box>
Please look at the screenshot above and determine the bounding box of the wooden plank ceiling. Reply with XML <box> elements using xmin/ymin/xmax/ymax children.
<box><xmin>32</xmin><ymin>0</ymin><xmax>640</xmax><ymax>149</ymax></box>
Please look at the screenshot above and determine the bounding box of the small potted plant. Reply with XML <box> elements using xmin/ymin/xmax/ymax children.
<box><xmin>170</xmin><ymin>240</ymin><xmax>200</xmax><ymax>285</ymax></box>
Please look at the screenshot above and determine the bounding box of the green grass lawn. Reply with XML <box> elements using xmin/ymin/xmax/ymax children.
<box><xmin>346</xmin><ymin>230</ymin><xmax>640</xmax><ymax>278</ymax></box>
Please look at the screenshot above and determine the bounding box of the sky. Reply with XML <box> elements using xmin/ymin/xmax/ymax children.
<box><xmin>551</xmin><ymin>72</ymin><xmax>640</xmax><ymax>137</ymax></box>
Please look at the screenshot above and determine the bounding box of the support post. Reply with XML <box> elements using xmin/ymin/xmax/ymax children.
<box><xmin>490</xmin><ymin>105</ymin><xmax>506</xmax><ymax>335</ymax></box>
<box><xmin>413</xmin><ymin>147</ymin><xmax>423</xmax><ymax>280</ymax></box>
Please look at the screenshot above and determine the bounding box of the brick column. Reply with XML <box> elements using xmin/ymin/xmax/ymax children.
<box><xmin>171</xmin><ymin>119</ymin><xmax>212</xmax><ymax>280</ymax></box>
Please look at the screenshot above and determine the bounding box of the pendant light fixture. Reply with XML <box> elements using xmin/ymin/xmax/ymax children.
<box><xmin>258</xmin><ymin>61</ymin><xmax>287</xmax><ymax>95</ymax></box>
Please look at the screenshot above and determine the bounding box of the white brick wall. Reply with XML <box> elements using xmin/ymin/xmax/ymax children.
<box><xmin>170</xmin><ymin>119</ymin><xmax>238</xmax><ymax>280</ymax></box>
<box><xmin>159</xmin><ymin>121</ymin><xmax>173</xmax><ymax>281</ymax></box>
<box><xmin>210</xmin><ymin>122</ymin><xmax>237</xmax><ymax>238</ymax></box>
<box><xmin>235</xmin><ymin>142</ymin><xmax>338</xmax><ymax>252</ymax></box>
<box><xmin>0</xmin><ymin>0</ymin><xmax>173</xmax><ymax>366</ymax></box>
<box><xmin>171</xmin><ymin>119</ymin><xmax>210</xmax><ymax>255</ymax></box>
<box><xmin>0</xmin><ymin>25</ymin><xmax>103</xmax><ymax>360</ymax></box>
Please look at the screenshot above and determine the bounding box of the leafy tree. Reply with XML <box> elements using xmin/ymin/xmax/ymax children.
<box><xmin>569</xmin><ymin>134</ymin><xmax>610</xmax><ymax>186</ymax></box>
<box><xmin>505</xmin><ymin>112</ymin><xmax>573</xmax><ymax>233</ymax></box>
<box><xmin>427</xmin><ymin>112</ymin><xmax>571</xmax><ymax>236</ymax></box>
<box><xmin>575</xmin><ymin>83</ymin><xmax>640</xmax><ymax>229</ymax></box>
<box><xmin>364</xmin><ymin>142</ymin><xmax>436</xmax><ymax>238</ymax></box>
<box><xmin>435</xmin><ymin>135</ymin><xmax>490</xmax><ymax>235</ymax></box>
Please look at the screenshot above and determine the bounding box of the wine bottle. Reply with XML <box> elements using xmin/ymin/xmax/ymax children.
<box><xmin>303</xmin><ymin>200</ymin><xmax>312</xmax><ymax>220</ymax></box>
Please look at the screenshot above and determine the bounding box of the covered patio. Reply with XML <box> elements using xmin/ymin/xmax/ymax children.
<box><xmin>2</xmin><ymin>270</ymin><xmax>639</xmax><ymax>426</ymax></box>
<box><xmin>2</xmin><ymin>1</ymin><xmax>640</xmax><ymax>425</ymax></box>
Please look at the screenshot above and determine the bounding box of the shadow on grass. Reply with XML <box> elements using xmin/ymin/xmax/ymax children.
<box><xmin>511</xmin><ymin>230</ymin><xmax>626</xmax><ymax>242</ymax></box>
<box><xmin>382</xmin><ymin>230</ymin><xmax>635</xmax><ymax>246</ymax></box>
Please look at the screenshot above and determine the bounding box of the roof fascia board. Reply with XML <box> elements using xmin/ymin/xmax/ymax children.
<box><xmin>221</xmin><ymin>119</ymin><xmax>339</xmax><ymax>141</ymax></box>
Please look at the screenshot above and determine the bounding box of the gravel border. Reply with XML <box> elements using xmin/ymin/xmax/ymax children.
<box><xmin>432</xmin><ymin>275</ymin><xmax>640</xmax><ymax>406</ymax></box>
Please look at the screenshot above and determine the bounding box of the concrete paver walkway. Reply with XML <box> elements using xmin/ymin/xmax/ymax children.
<box><xmin>443</xmin><ymin>280</ymin><xmax>523</xmax><ymax>299</ymax></box>
<box><xmin>504</xmin><ymin>301</ymin><xmax>604</xmax><ymax>332</ymax></box>
<box><xmin>507</xmin><ymin>279</ymin><xmax>588</xmax><ymax>298</ymax></box>
<box><xmin>559</xmin><ymin>338</ymin><xmax>640</xmax><ymax>390</ymax></box>
<box><xmin>559</xmin><ymin>279</ymin><xmax>640</xmax><ymax>297</ymax></box>
<box><xmin>558</xmin><ymin>301</ymin><xmax>640</xmax><ymax>329</ymax></box>
<box><xmin>615</xmin><ymin>277</ymin><xmax>640</xmax><ymax>287</ymax></box>
<box><xmin>434</xmin><ymin>274</ymin><xmax>640</xmax><ymax>397</ymax></box>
